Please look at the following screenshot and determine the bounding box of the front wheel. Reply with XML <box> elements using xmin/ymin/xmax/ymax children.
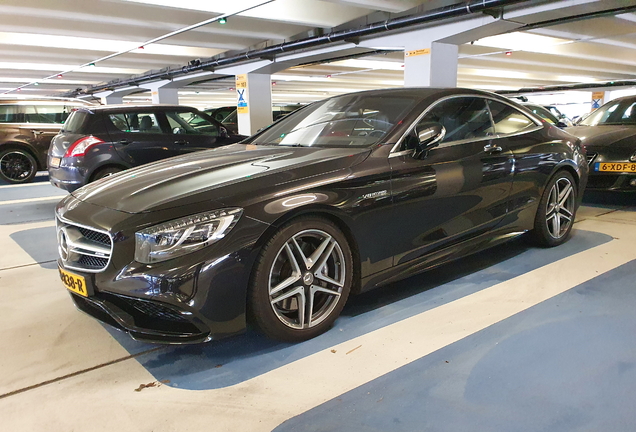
<box><xmin>248</xmin><ymin>217</ymin><xmax>353</xmax><ymax>342</ymax></box>
<box><xmin>530</xmin><ymin>170</ymin><xmax>578</xmax><ymax>247</ymax></box>
<box><xmin>0</xmin><ymin>149</ymin><xmax>37</xmax><ymax>184</ymax></box>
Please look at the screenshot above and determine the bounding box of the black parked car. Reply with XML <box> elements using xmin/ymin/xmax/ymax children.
<box><xmin>566</xmin><ymin>95</ymin><xmax>636</xmax><ymax>191</ymax></box>
<box><xmin>48</xmin><ymin>105</ymin><xmax>245</xmax><ymax>191</ymax></box>
<box><xmin>55</xmin><ymin>88</ymin><xmax>587</xmax><ymax>344</ymax></box>
<box><xmin>0</xmin><ymin>97</ymin><xmax>94</xmax><ymax>183</ymax></box>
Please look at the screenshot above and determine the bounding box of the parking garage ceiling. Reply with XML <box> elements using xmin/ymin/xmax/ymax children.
<box><xmin>1</xmin><ymin>0</ymin><xmax>636</xmax><ymax>108</ymax></box>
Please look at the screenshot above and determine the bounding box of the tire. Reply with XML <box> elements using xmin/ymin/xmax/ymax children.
<box><xmin>248</xmin><ymin>217</ymin><xmax>353</xmax><ymax>342</ymax></box>
<box><xmin>91</xmin><ymin>166</ymin><xmax>123</xmax><ymax>182</ymax></box>
<box><xmin>0</xmin><ymin>148</ymin><xmax>37</xmax><ymax>184</ymax></box>
<box><xmin>530</xmin><ymin>170</ymin><xmax>577</xmax><ymax>247</ymax></box>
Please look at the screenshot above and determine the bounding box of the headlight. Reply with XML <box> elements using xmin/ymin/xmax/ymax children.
<box><xmin>134</xmin><ymin>208</ymin><xmax>242</xmax><ymax>264</ymax></box>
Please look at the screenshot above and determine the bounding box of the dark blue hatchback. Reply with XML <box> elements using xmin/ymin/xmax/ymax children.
<box><xmin>48</xmin><ymin>104</ymin><xmax>245</xmax><ymax>192</ymax></box>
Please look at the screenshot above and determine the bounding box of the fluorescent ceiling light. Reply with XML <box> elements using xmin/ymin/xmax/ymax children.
<box><xmin>330</xmin><ymin>59</ymin><xmax>404</xmax><ymax>71</ymax></box>
<box><xmin>462</xmin><ymin>69</ymin><xmax>530</xmax><ymax>79</ymax></box>
<box><xmin>0</xmin><ymin>32</ymin><xmax>222</xmax><ymax>58</ymax></box>
<box><xmin>0</xmin><ymin>62</ymin><xmax>145</xmax><ymax>75</ymax></box>
<box><xmin>271</xmin><ymin>74</ymin><xmax>334</xmax><ymax>82</ymax></box>
<box><xmin>0</xmin><ymin>77</ymin><xmax>98</xmax><ymax>85</ymax></box>
<box><xmin>120</xmin><ymin>0</ymin><xmax>263</xmax><ymax>13</ymax></box>
<box><xmin>555</xmin><ymin>75</ymin><xmax>598</xmax><ymax>83</ymax></box>
<box><xmin>474</xmin><ymin>32</ymin><xmax>572</xmax><ymax>52</ymax></box>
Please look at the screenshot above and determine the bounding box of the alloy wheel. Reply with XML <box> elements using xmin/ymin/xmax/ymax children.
<box><xmin>268</xmin><ymin>229</ymin><xmax>346</xmax><ymax>330</ymax></box>
<box><xmin>0</xmin><ymin>151</ymin><xmax>35</xmax><ymax>181</ymax></box>
<box><xmin>545</xmin><ymin>177</ymin><xmax>575</xmax><ymax>239</ymax></box>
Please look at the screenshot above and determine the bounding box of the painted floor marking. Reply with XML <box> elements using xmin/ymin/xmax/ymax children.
<box><xmin>0</xmin><ymin>196</ymin><xmax>66</xmax><ymax>206</ymax></box>
<box><xmin>2</xmin><ymin>219</ymin><xmax>634</xmax><ymax>431</ymax></box>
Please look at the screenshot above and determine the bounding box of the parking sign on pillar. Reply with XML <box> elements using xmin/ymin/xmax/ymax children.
<box><xmin>235</xmin><ymin>73</ymin><xmax>272</xmax><ymax>136</ymax></box>
<box><xmin>591</xmin><ymin>91</ymin><xmax>605</xmax><ymax>110</ymax></box>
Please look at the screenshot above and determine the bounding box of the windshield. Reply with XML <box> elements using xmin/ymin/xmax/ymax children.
<box><xmin>580</xmin><ymin>98</ymin><xmax>636</xmax><ymax>126</ymax></box>
<box><xmin>249</xmin><ymin>94</ymin><xmax>419</xmax><ymax>148</ymax></box>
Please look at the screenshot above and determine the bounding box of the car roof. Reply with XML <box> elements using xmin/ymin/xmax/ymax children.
<box><xmin>83</xmin><ymin>104</ymin><xmax>201</xmax><ymax>112</ymax></box>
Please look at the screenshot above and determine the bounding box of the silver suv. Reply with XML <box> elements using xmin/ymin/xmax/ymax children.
<box><xmin>0</xmin><ymin>97</ymin><xmax>94</xmax><ymax>183</ymax></box>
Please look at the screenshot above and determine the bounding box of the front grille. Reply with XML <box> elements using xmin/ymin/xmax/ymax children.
<box><xmin>78</xmin><ymin>227</ymin><xmax>110</xmax><ymax>246</ymax></box>
<box><xmin>57</xmin><ymin>218</ymin><xmax>112</xmax><ymax>273</ymax></box>
<box><xmin>78</xmin><ymin>255</ymin><xmax>109</xmax><ymax>269</ymax></box>
<box><xmin>117</xmin><ymin>296</ymin><xmax>190</xmax><ymax>323</ymax></box>
<box><xmin>586</xmin><ymin>152</ymin><xmax>597</xmax><ymax>165</ymax></box>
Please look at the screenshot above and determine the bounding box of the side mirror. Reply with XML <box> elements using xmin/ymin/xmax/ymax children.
<box><xmin>556</xmin><ymin>121</ymin><xmax>568</xmax><ymax>128</ymax></box>
<box><xmin>172</xmin><ymin>127</ymin><xmax>184</xmax><ymax>135</ymax></box>
<box><xmin>413</xmin><ymin>122</ymin><xmax>445</xmax><ymax>158</ymax></box>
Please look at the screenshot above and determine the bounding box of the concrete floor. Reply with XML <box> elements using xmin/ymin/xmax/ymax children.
<box><xmin>1</xmin><ymin>175</ymin><xmax>635</xmax><ymax>431</ymax></box>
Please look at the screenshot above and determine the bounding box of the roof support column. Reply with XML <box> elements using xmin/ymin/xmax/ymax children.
<box><xmin>235</xmin><ymin>73</ymin><xmax>272</xmax><ymax>136</ymax></box>
<box><xmin>94</xmin><ymin>88</ymin><xmax>139</xmax><ymax>105</ymax></box>
<box><xmin>139</xmin><ymin>80</ymin><xmax>179</xmax><ymax>105</ymax></box>
<box><xmin>404</xmin><ymin>42</ymin><xmax>458</xmax><ymax>87</ymax></box>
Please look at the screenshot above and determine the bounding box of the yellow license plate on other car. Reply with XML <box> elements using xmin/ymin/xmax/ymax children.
<box><xmin>59</xmin><ymin>267</ymin><xmax>88</xmax><ymax>297</ymax></box>
<box><xmin>595</xmin><ymin>162</ymin><xmax>636</xmax><ymax>172</ymax></box>
<box><xmin>49</xmin><ymin>157</ymin><xmax>61</xmax><ymax>168</ymax></box>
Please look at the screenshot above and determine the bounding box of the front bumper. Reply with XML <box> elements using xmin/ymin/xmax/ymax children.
<box><xmin>56</xmin><ymin>195</ymin><xmax>269</xmax><ymax>344</ymax></box>
<box><xmin>586</xmin><ymin>172</ymin><xmax>636</xmax><ymax>191</ymax></box>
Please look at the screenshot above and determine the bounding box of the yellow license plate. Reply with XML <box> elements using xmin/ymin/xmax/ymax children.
<box><xmin>59</xmin><ymin>267</ymin><xmax>89</xmax><ymax>297</ymax></box>
<box><xmin>596</xmin><ymin>162</ymin><xmax>636</xmax><ymax>172</ymax></box>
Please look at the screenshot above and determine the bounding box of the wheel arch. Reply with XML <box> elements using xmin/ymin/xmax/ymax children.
<box><xmin>252</xmin><ymin>204</ymin><xmax>363</xmax><ymax>295</ymax></box>
<box><xmin>88</xmin><ymin>163</ymin><xmax>128</xmax><ymax>182</ymax></box>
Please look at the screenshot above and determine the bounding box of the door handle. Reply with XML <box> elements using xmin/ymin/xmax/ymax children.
<box><xmin>483</xmin><ymin>143</ymin><xmax>503</xmax><ymax>153</ymax></box>
<box><xmin>119</xmin><ymin>139</ymin><xmax>131</xmax><ymax>145</ymax></box>
<box><xmin>174</xmin><ymin>140</ymin><xmax>188</xmax><ymax>145</ymax></box>
<box><xmin>32</xmin><ymin>130</ymin><xmax>43</xmax><ymax>135</ymax></box>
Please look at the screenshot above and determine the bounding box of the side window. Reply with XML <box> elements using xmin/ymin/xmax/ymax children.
<box><xmin>0</xmin><ymin>105</ymin><xmax>20</xmax><ymax>123</ymax></box>
<box><xmin>25</xmin><ymin>105</ymin><xmax>54</xmax><ymax>123</ymax></box>
<box><xmin>487</xmin><ymin>100</ymin><xmax>537</xmax><ymax>135</ymax></box>
<box><xmin>31</xmin><ymin>105</ymin><xmax>72</xmax><ymax>124</ymax></box>
<box><xmin>412</xmin><ymin>97</ymin><xmax>493</xmax><ymax>147</ymax></box>
<box><xmin>108</xmin><ymin>112</ymin><xmax>163</xmax><ymax>134</ymax></box>
<box><xmin>165</xmin><ymin>111</ymin><xmax>219</xmax><ymax>136</ymax></box>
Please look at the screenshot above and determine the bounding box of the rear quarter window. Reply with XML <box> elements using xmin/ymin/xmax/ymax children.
<box><xmin>62</xmin><ymin>110</ymin><xmax>91</xmax><ymax>133</ymax></box>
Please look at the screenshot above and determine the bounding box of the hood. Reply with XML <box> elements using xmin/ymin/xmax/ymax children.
<box><xmin>565</xmin><ymin>125</ymin><xmax>636</xmax><ymax>149</ymax></box>
<box><xmin>72</xmin><ymin>143</ymin><xmax>371</xmax><ymax>213</ymax></box>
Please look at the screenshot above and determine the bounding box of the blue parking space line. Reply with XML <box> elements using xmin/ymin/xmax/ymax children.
<box><xmin>9</xmin><ymin>226</ymin><xmax>58</xmax><ymax>265</ymax></box>
<box><xmin>107</xmin><ymin>229</ymin><xmax>613</xmax><ymax>390</ymax></box>
<box><xmin>274</xmin><ymin>259</ymin><xmax>636</xmax><ymax>432</ymax></box>
<box><xmin>0</xmin><ymin>201</ymin><xmax>57</xmax><ymax>224</ymax></box>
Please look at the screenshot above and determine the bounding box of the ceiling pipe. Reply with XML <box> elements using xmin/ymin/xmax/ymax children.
<box><xmin>68</xmin><ymin>0</ymin><xmax>530</xmax><ymax>97</ymax></box>
<box><xmin>497</xmin><ymin>80</ymin><xmax>636</xmax><ymax>96</ymax></box>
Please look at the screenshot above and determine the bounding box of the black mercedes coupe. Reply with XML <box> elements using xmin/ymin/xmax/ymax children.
<box><xmin>55</xmin><ymin>88</ymin><xmax>587</xmax><ymax>344</ymax></box>
<box><xmin>566</xmin><ymin>95</ymin><xmax>636</xmax><ymax>191</ymax></box>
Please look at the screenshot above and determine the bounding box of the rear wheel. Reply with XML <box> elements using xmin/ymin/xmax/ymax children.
<box><xmin>249</xmin><ymin>217</ymin><xmax>353</xmax><ymax>342</ymax></box>
<box><xmin>0</xmin><ymin>148</ymin><xmax>37</xmax><ymax>184</ymax></box>
<box><xmin>530</xmin><ymin>170</ymin><xmax>577</xmax><ymax>247</ymax></box>
<box><xmin>91</xmin><ymin>166</ymin><xmax>123</xmax><ymax>182</ymax></box>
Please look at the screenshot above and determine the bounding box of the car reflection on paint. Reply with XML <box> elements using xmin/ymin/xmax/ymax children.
<box><xmin>54</xmin><ymin>88</ymin><xmax>587</xmax><ymax>344</ymax></box>
<box><xmin>566</xmin><ymin>95</ymin><xmax>636</xmax><ymax>191</ymax></box>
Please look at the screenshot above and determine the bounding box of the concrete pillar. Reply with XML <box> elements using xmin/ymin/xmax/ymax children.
<box><xmin>235</xmin><ymin>73</ymin><xmax>272</xmax><ymax>136</ymax></box>
<box><xmin>139</xmin><ymin>81</ymin><xmax>180</xmax><ymax>105</ymax></box>
<box><xmin>404</xmin><ymin>41</ymin><xmax>458</xmax><ymax>88</ymax></box>
<box><xmin>94</xmin><ymin>88</ymin><xmax>138</xmax><ymax>105</ymax></box>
